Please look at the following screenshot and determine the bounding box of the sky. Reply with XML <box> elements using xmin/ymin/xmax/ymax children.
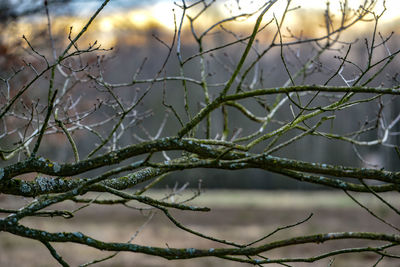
<box><xmin>57</xmin><ymin>0</ymin><xmax>400</xmax><ymax>25</ymax></box>
<box><xmin>85</xmin><ymin>0</ymin><xmax>400</xmax><ymax>26</ymax></box>
<box><xmin>5</xmin><ymin>0</ymin><xmax>399</xmax><ymax>48</ymax></box>
<box><xmin>87</xmin><ymin>0</ymin><xmax>400</xmax><ymax>45</ymax></box>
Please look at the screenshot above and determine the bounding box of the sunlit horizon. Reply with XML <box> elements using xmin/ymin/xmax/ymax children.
<box><xmin>3</xmin><ymin>0</ymin><xmax>400</xmax><ymax>49</ymax></box>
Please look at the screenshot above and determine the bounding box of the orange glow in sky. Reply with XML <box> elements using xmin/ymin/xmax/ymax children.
<box><xmin>4</xmin><ymin>0</ymin><xmax>400</xmax><ymax>49</ymax></box>
<box><xmin>129</xmin><ymin>11</ymin><xmax>149</xmax><ymax>28</ymax></box>
<box><xmin>91</xmin><ymin>0</ymin><xmax>400</xmax><ymax>44</ymax></box>
<box><xmin>133</xmin><ymin>0</ymin><xmax>400</xmax><ymax>28</ymax></box>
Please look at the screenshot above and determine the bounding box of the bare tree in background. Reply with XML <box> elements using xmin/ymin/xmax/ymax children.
<box><xmin>1</xmin><ymin>0</ymin><xmax>400</xmax><ymax>266</ymax></box>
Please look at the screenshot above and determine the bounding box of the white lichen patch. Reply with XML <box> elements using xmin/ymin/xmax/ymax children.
<box><xmin>35</xmin><ymin>176</ymin><xmax>58</xmax><ymax>192</ymax></box>
<box><xmin>73</xmin><ymin>232</ymin><xmax>84</xmax><ymax>239</ymax></box>
<box><xmin>36</xmin><ymin>177</ymin><xmax>48</xmax><ymax>191</ymax></box>
<box><xmin>185</xmin><ymin>248</ymin><xmax>196</xmax><ymax>254</ymax></box>
<box><xmin>52</xmin><ymin>162</ymin><xmax>61</xmax><ymax>172</ymax></box>
<box><xmin>20</xmin><ymin>183</ymin><xmax>31</xmax><ymax>193</ymax></box>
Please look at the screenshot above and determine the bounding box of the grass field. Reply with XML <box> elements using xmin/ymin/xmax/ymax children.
<box><xmin>1</xmin><ymin>190</ymin><xmax>399</xmax><ymax>267</ymax></box>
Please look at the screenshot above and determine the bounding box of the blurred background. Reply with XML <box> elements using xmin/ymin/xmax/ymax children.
<box><xmin>1</xmin><ymin>0</ymin><xmax>399</xmax><ymax>190</ymax></box>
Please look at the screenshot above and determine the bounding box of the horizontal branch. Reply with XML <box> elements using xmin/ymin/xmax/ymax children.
<box><xmin>149</xmin><ymin>158</ymin><xmax>399</xmax><ymax>193</ymax></box>
<box><xmin>1</xmin><ymin>138</ymin><xmax>399</xmax><ymax>196</ymax></box>
<box><xmin>0</xmin><ymin>167</ymin><xmax>168</xmax><ymax>197</ymax></box>
<box><xmin>0</xmin><ymin>137</ymin><xmax>210</xmax><ymax>181</ymax></box>
<box><xmin>2</xmin><ymin>222</ymin><xmax>399</xmax><ymax>260</ymax></box>
<box><xmin>225</xmin><ymin>85</ymin><xmax>400</xmax><ymax>101</ymax></box>
<box><xmin>219</xmin><ymin>244</ymin><xmax>395</xmax><ymax>264</ymax></box>
<box><xmin>91</xmin><ymin>75</ymin><xmax>226</xmax><ymax>88</ymax></box>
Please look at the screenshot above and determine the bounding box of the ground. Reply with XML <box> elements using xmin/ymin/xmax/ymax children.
<box><xmin>1</xmin><ymin>190</ymin><xmax>399</xmax><ymax>266</ymax></box>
